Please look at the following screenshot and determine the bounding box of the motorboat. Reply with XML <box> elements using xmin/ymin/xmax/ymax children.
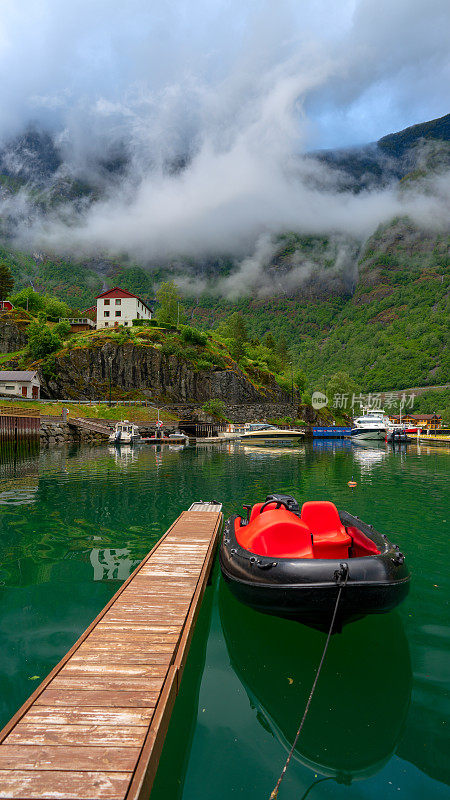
<box><xmin>350</xmin><ymin>408</ymin><xmax>387</xmax><ymax>441</ymax></box>
<box><xmin>386</xmin><ymin>427</ymin><xmax>410</xmax><ymax>443</ymax></box>
<box><xmin>109</xmin><ymin>420</ymin><xmax>141</xmax><ymax>445</ymax></box>
<box><xmin>239</xmin><ymin>427</ymin><xmax>305</xmax><ymax>446</ymax></box>
<box><xmin>219</xmin><ymin>493</ymin><xmax>410</xmax><ymax>628</ymax></box>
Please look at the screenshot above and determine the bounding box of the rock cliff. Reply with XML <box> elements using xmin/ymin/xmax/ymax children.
<box><xmin>0</xmin><ymin>311</ymin><xmax>29</xmax><ymax>354</ymax></box>
<box><xmin>39</xmin><ymin>341</ymin><xmax>290</xmax><ymax>403</ymax></box>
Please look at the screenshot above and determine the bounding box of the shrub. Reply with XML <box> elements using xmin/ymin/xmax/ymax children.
<box><xmin>25</xmin><ymin>321</ymin><xmax>63</xmax><ymax>361</ymax></box>
<box><xmin>202</xmin><ymin>399</ymin><xmax>227</xmax><ymax>418</ymax></box>
<box><xmin>180</xmin><ymin>325</ymin><xmax>207</xmax><ymax>346</ymax></box>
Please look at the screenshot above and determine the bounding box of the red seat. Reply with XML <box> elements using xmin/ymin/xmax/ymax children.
<box><xmin>301</xmin><ymin>501</ymin><xmax>351</xmax><ymax>559</ymax></box>
<box><xmin>236</xmin><ymin>510</ymin><xmax>314</xmax><ymax>559</ymax></box>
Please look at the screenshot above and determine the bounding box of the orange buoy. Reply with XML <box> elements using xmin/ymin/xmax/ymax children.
<box><xmin>348</xmin><ymin>480</ymin><xmax>357</xmax><ymax>488</ymax></box>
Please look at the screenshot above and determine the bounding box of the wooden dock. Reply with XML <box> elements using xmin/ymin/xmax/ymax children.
<box><xmin>0</xmin><ymin>502</ymin><xmax>223</xmax><ymax>799</ymax></box>
<box><xmin>68</xmin><ymin>417</ymin><xmax>111</xmax><ymax>438</ymax></box>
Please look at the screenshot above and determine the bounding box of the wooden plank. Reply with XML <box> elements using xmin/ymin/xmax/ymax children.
<box><xmin>51</xmin><ymin>676</ymin><xmax>165</xmax><ymax>692</ymax></box>
<box><xmin>25</xmin><ymin>707</ymin><xmax>154</xmax><ymax>726</ymax></box>
<box><xmin>35</xmin><ymin>689</ymin><xmax>159</xmax><ymax>707</ymax></box>
<box><xmin>4</xmin><ymin>725</ymin><xmax>148</xmax><ymax>747</ymax></box>
<box><xmin>0</xmin><ymin>770</ymin><xmax>130</xmax><ymax>799</ymax></box>
<box><xmin>0</xmin><ymin>745</ymin><xmax>139</xmax><ymax>771</ymax></box>
<box><xmin>0</xmin><ymin>505</ymin><xmax>223</xmax><ymax>800</ymax></box>
<box><xmin>61</xmin><ymin>664</ymin><xmax>167</xmax><ymax>678</ymax></box>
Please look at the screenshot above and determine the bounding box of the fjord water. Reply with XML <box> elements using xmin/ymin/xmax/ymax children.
<box><xmin>0</xmin><ymin>442</ymin><xmax>448</xmax><ymax>799</ymax></box>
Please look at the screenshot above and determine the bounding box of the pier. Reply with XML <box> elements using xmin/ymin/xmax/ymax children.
<box><xmin>68</xmin><ymin>417</ymin><xmax>111</xmax><ymax>438</ymax></box>
<box><xmin>0</xmin><ymin>502</ymin><xmax>223</xmax><ymax>799</ymax></box>
<box><xmin>0</xmin><ymin>407</ymin><xmax>40</xmax><ymax>444</ymax></box>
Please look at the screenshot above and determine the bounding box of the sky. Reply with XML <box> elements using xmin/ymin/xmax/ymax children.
<box><xmin>0</xmin><ymin>0</ymin><xmax>448</xmax><ymax>151</ymax></box>
<box><xmin>0</xmin><ymin>0</ymin><xmax>448</xmax><ymax>281</ymax></box>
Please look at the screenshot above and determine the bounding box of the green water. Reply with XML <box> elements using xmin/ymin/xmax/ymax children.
<box><xmin>0</xmin><ymin>441</ymin><xmax>448</xmax><ymax>799</ymax></box>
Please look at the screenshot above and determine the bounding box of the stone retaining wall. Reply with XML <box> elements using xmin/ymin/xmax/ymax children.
<box><xmin>170</xmin><ymin>401</ymin><xmax>299</xmax><ymax>424</ymax></box>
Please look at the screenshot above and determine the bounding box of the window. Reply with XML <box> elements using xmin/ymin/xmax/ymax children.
<box><xmin>115</xmin><ymin>299</ymin><xmax>121</xmax><ymax>305</ymax></box>
<box><xmin>104</xmin><ymin>299</ymin><xmax>110</xmax><ymax>305</ymax></box>
<box><xmin>115</xmin><ymin>310</ymin><xmax>121</xmax><ymax>317</ymax></box>
<box><xmin>4</xmin><ymin>385</ymin><xmax>14</xmax><ymax>390</ymax></box>
<box><xmin>104</xmin><ymin>322</ymin><xmax>109</xmax><ymax>327</ymax></box>
<box><xmin>104</xmin><ymin>311</ymin><xmax>110</xmax><ymax>317</ymax></box>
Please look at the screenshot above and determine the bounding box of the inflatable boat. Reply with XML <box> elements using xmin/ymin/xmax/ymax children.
<box><xmin>219</xmin><ymin>493</ymin><xmax>410</xmax><ymax>627</ymax></box>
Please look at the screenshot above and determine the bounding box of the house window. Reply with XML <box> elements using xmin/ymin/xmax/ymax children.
<box><xmin>104</xmin><ymin>311</ymin><xmax>110</xmax><ymax>317</ymax></box>
<box><xmin>104</xmin><ymin>322</ymin><xmax>109</xmax><ymax>327</ymax></box>
<box><xmin>4</xmin><ymin>385</ymin><xmax>14</xmax><ymax>390</ymax></box>
<box><xmin>115</xmin><ymin>310</ymin><xmax>121</xmax><ymax>317</ymax></box>
<box><xmin>115</xmin><ymin>299</ymin><xmax>121</xmax><ymax>305</ymax></box>
<box><xmin>104</xmin><ymin>299</ymin><xmax>110</xmax><ymax>305</ymax></box>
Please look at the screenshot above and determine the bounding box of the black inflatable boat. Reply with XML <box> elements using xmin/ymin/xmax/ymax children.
<box><xmin>219</xmin><ymin>493</ymin><xmax>410</xmax><ymax>627</ymax></box>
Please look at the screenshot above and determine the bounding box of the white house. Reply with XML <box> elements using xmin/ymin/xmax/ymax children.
<box><xmin>95</xmin><ymin>287</ymin><xmax>153</xmax><ymax>329</ymax></box>
<box><xmin>0</xmin><ymin>370</ymin><xmax>40</xmax><ymax>399</ymax></box>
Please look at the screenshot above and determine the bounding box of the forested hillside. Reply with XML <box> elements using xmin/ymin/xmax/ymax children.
<box><xmin>0</xmin><ymin>115</ymin><xmax>448</xmax><ymax>394</ymax></box>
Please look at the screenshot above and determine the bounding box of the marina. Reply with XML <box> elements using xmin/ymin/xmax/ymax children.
<box><xmin>0</xmin><ymin>440</ymin><xmax>447</xmax><ymax>799</ymax></box>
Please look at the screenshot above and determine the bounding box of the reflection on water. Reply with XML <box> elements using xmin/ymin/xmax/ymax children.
<box><xmin>219</xmin><ymin>579</ymin><xmax>411</xmax><ymax>783</ymax></box>
<box><xmin>0</xmin><ymin>440</ymin><xmax>448</xmax><ymax>799</ymax></box>
<box><xmin>89</xmin><ymin>547</ymin><xmax>140</xmax><ymax>581</ymax></box>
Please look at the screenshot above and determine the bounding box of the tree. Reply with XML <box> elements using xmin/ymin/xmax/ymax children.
<box><xmin>276</xmin><ymin>336</ymin><xmax>289</xmax><ymax>367</ymax></box>
<box><xmin>156</xmin><ymin>280</ymin><xmax>183</xmax><ymax>326</ymax></box>
<box><xmin>326</xmin><ymin>371</ymin><xmax>360</xmax><ymax>416</ymax></box>
<box><xmin>0</xmin><ymin>263</ymin><xmax>14</xmax><ymax>301</ymax></box>
<box><xmin>53</xmin><ymin>320</ymin><xmax>71</xmax><ymax>339</ymax></box>
<box><xmin>293</xmin><ymin>369</ymin><xmax>307</xmax><ymax>393</ymax></box>
<box><xmin>11</xmin><ymin>287</ymin><xmax>45</xmax><ymax>314</ymax></box>
<box><xmin>263</xmin><ymin>332</ymin><xmax>276</xmax><ymax>351</ymax></box>
<box><xmin>25</xmin><ymin>320</ymin><xmax>63</xmax><ymax>361</ymax></box>
<box><xmin>224</xmin><ymin>312</ymin><xmax>248</xmax><ymax>361</ymax></box>
<box><xmin>43</xmin><ymin>296</ymin><xmax>72</xmax><ymax>322</ymax></box>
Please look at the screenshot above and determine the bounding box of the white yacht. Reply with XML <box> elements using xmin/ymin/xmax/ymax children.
<box><xmin>351</xmin><ymin>408</ymin><xmax>387</xmax><ymax>441</ymax></box>
<box><xmin>109</xmin><ymin>420</ymin><xmax>141</xmax><ymax>445</ymax></box>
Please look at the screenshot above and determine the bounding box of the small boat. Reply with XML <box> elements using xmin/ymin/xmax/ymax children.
<box><xmin>350</xmin><ymin>408</ymin><xmax>387</xmax><ymax>441</ymax></box>
<box><xmin>386</xmin><ymin>427</ymin><xmax>410</xmax><ymax>443</ymax></box>
<box><xmin>219</xmin><ymin>493</ymin><xmax>410</xmax><ymax>628</ymax></box>
<box><xmin>109</xmin><ymin>420</ymin><xmax>141</xmax><ymax>445</ymax></box>
<box><xmin>239</xmin><ymin>426</ymin><xmax>304</xmax><ymax>446</ymax></box>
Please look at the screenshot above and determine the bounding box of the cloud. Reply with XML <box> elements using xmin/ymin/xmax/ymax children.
<box><xmin>0</xmin><ymin>0</ymin><xmax>448</xmax><ymax>292</ymax></box>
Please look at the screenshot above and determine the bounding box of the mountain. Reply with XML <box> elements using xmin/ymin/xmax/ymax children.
<box><xmin>314</xmin><ymin>113</ymin><xmax>450</xmax><ymax>190</ymax></box>
<box><xmin>0</xmin><ymin>114</ymin><xmax>448</xmax><ymax>393</ymax></box>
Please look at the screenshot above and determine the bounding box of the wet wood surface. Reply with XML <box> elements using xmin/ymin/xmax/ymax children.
<box><xmin>0</xmin><ymin>506</ymin><xmax>223</xmax><ymax>799</ymax></box>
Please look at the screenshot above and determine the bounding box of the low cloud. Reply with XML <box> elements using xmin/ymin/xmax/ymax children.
<box><xmin>0</xmin><ymin>0</ymin><xmax>448</xmax><ymax>296</ymax></box>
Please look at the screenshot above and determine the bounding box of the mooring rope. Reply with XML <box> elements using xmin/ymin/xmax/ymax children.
<box><xmin>269</xmin><ymin>563</ymin><xmax>349</xmax><ymax>800</ymax></box>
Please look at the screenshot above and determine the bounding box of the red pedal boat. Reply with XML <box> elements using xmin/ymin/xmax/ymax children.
<box><xmin>219</xmin><ymin>494</ymin><xmax>410</xmax><ymax>627</ymax></box>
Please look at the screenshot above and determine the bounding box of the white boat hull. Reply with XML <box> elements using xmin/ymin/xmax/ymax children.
<box><xmin>351</xmin><ymin>428</ymin><xmax>386</xmax><ymax>441</ymax></box>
